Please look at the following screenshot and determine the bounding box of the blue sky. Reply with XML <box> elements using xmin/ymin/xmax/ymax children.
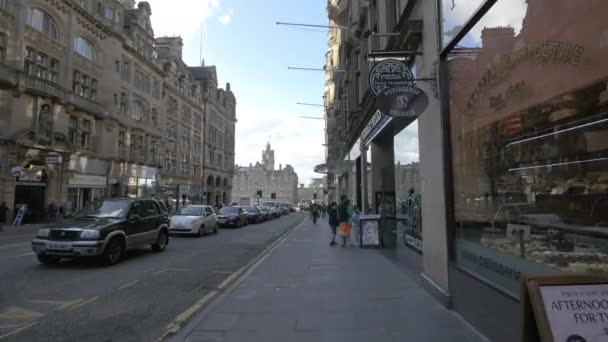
<box><xmin>146</xmin><ymin>0</ymin><xmax>328</xmax><ymax>184</ymax></box>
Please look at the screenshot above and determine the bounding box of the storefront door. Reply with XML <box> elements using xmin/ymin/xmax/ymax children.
<box><xmin>14</xmin><ymin>185</ymin><xmax>46</xmax><ymax>224</ymax></box>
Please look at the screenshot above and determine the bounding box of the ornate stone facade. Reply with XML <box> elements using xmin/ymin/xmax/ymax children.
<box><xmin>232</xmin><ymin>143</ymin><xmax>298</xmax><ymax>205</ymax></box>
<box><xmin>0</xmin><ymin>0</ymin><xmax>236</xmax><ymax>223</ymax></box>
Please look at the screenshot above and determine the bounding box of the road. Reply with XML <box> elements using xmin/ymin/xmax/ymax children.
<box><xmin>0</xmin><ymin>213</ymin><xmax>306</xmax><ymax>342</ymax></box>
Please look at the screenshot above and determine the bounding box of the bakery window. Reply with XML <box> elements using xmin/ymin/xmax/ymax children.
<box><xmin>446</xmin><ymin>0</ymin><xmax>608</xmax><ymax>297</ymax></box>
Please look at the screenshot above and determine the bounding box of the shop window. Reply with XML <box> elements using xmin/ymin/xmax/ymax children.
<box><xmin>27</xmin><ymin>8</ymin><xmax>58</xmax><ymax>39</ymax></box>
<box><xmin>447</xmin><ymin>0</ymin><xmax>608</xmax><ymax>296</ymax></box>
<box><xmin>73</xmin><ymin>36</ymin><xmax>96</xmax><ymax>63</ymax></box>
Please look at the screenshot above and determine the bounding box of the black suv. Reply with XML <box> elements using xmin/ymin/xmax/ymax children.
<box><xmin>31</xmin><ymin>197</ymin><xmax>170</xmax><ymax>265</ymax></box>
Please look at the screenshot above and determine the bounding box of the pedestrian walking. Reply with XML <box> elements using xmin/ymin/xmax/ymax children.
<box><xmin>0</xmin><ymin>202</ymin><xmax>8</xmax><ymax>232</ymax></box>
<box><xmin>47</xmin><ymin>201</ymin><xmax>57</xmax><ymax>223</ymax></box>
<box><xmin>328</xmin><ymin>202</ymin><xmax>338</xmax><ymax>246</ymax></box>
<box><xmin>337</xmin><ymin>195</ymin><xmax>352</xmax><ymax>247</ymax></box>
<box><xmin>350</xmin><ymin>205</ymin><xmax>361</xmax><ymax>247</ymax></box>
<box><xmin>311</xmin><ymin>203</ymin><xmax>320</xmax><ymax>224</ymax></box>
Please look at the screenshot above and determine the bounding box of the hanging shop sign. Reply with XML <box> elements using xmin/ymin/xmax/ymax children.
<box><xmin>369</xmin><ymin>59</ymin><xmax>429</xmax><ymax>118</ymax></box>
<box><xmin>18</xmin><ymin>170</ymin><xmax>43</xmax><ymax>182</ymax></box>
<box><xmin>361</xmin><ymin>111</ymin><xmax>393</xmax><ymax>145</ymax></box>
<box><xmin>522</xmin><ymin>275</ymin><xmax>608</xmax><ymax>342</ymax></box>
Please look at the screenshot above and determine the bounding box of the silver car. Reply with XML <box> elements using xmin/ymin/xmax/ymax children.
<box><xmin>170</xmin><ymin>205</ymin><xmax>219</xmax><ymax>236</ymax></box>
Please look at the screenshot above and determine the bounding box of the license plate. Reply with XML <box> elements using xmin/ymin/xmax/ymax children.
<box><xmin>48</xmin><ymin>242</ymin><xmax>70</xmax><ymax>250</ymax></box>
<box><xmin>219</xmin><ymin>219</ymin><xmax>226</xmax><ymax>224</ymax></box>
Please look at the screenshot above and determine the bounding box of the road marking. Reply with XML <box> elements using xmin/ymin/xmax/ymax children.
<box><xmin>157</xmin><ymin>290</ymin><xmax>219</xmax><ymax>341</ymax></box>
<box><xmin>0</xmin><ymin>307</ymin><xmax>44</xmax><ymax>320</ymax></box>
<box><xmin>152</xmin><ymin>268</ymin><xmax>191</xmax><ymax>276</ymax></box>
<box><xmin>0</xmin><ymin>321</ymin><xmax>38</xmax><ymax>340</ymax></box>
<box><xmin>30</xmin><ymin>298</ymin><xmax>86</xmax><ymax>311</ymax></box>
<box><xmin>212</xmin><ymin>270</ymin><xmax>235</xmax><ymax>274</ymax></box>
<box><xmin>217</xmin><ymin>267</ymin><xmax>245</xmax><ymax>290</ymax></box>
<box><xmin>0</xmin><ymin>243</ymin><xmax>29</xmax><ymax>250</ymax></box>
<box><xmin>18</xmin><ymin>253</ymin><xmax>35</xmax><ymax>257</ymax></box>
<box><xmin>118</xmin><ymin>280</ymin><xmax>139</xmax><ymax>290</ymax></box>
<box><xmin>67</xmin><ymin>297</ymin><xmax>98</xmax><ymax>311</ymax></box>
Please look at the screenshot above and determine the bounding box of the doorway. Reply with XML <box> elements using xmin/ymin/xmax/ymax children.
<box><xmin>14</xmin><ymin>185</ymin><xmax>46</xmax><ymax>223</ymax></box>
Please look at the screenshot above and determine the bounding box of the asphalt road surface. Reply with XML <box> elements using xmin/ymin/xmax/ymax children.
<box><xmin>0</xmin><ymin>213</ymin><xmax>306</xmax><ymax>342</ymax></box>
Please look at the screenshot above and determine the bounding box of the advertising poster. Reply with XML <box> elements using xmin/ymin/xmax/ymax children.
<box><xmin>540</xmin><ymin>284</ymin><xmax>608</xmax><ymax>342</ymax></box>
<box><xmin>361</xmin><ymin>217</ymin><xmax>381</xmax><ymax>247</ymax></box>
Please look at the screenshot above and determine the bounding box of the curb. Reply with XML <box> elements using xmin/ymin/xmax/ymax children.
<box><xmin>163</xmin><ymin>215</ymin><xmax>308</xmax><ymax>342</ymax></box>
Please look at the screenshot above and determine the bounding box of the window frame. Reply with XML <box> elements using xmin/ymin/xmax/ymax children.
<box><xmin>27</xmin><ymin>7</ymin><xmax>59</xmax><ymax>40</ymax></box>
<box><xmin>73</xmin><ymin>36</ymin><xmax>97</xmax><ymax>63</ymax></box>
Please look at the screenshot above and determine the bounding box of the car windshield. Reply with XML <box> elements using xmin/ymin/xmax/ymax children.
<box><xmin>176</xmin><ymin>207</ymin><xmax>204</xmax><ymax>216</ymax></box>
<box><xmin>219</xmin><ymin>207</ymin><xmax>239</xmax><ymax>215</ymax></box>
<box><xmin>76</xmin><ymin>199</ymin><xmax>130</xmax><ymax>219</ymax></box>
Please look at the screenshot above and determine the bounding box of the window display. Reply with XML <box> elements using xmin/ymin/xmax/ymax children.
<box><xmin>448</xmin><ymin>0</ymin><xmax>608</xmax><ymax>296</ymax></box>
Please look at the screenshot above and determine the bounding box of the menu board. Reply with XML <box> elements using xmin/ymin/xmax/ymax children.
<box><xmin>361</xmin><ymin>215</ymin><xmax>381</xmax><ymax>248</ymax></box>
<box><xmin>522</xmin><ymin>275</ymin><xmax>608</xmax><ymax>342</ymax></box>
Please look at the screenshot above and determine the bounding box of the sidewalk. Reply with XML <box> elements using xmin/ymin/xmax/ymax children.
<box><xmin>171</xmin><ymin>218</ymin><xmax>488</xmax><ymax>342</ymax></box>
<box><xmin>0</xmin><ymin>223</ymin><xmax>46</xmax><ymax>232</ymax></box>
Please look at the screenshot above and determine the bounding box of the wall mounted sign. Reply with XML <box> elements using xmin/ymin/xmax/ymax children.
<box><xmin>45</xmin><ymin>154</ymin><xmax>63</xmax><ymax>164</ymax></box>
<box><xmin>522</xmin><ymin>275</ymin><xmax>608</xmax><ymax>342</ymax></box>
<box><xmin>361</xmin><ymin>110</ymin><xmax>393</xmax><ymax>145</ymax></box>
<box><xmin>369</xmin><ymin>59</ymin><xmax>429</xmax><ymax>118</ymax></box>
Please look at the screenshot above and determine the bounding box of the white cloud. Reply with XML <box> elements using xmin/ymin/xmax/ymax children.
<box><xmin>218</xmin><ymin>9</ymin><xmax>233</xmax><ymax>25</ymax></box>
<box><xmin>143</xmin><ymin>0</ymin><xmax>220</xmax><ymax>38</ymax></box>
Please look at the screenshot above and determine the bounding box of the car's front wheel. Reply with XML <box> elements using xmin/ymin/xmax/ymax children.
<box><xmin>152</xmin><ymin>230</ymin><xmax>169</xmax><ymax>252</ymax></box>
<box><xmin>198</xmin><ymin>225</ymin><xmax>205</xmax><ymax>237</ymax></box>
<box><xmin>37</xmin><ymin>254</ymin><xmax>60</xmax><ymax>265</ymax></box>
<box><xmin>213</xmin><ymin>223</ymin><xmax>218</xmax><ymax>234</ymax></box>
<box><xmin>103</xmin><ymin>237</ymin><xmax>124</xmax><ymax>265</ymax></box>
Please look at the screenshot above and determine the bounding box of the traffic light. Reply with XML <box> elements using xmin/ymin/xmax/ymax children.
<box><xmin>257</xmin><ymin>190</ymin><xmax>262</xmax><ymax>197</ymax></box>
<box><xmin>271</xmin><ymin>193</ymin><xmax>276</xmax><ymax>199</ymax></box>
<box><xmin>313</xmin><ymin>193</ymin><xmax>318</xmax><ymax>200</ymax></box>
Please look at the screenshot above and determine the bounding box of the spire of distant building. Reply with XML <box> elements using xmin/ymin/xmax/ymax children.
<box><xmin>262</xmin><ymin>142</ymin><xmax>275</xmax><ymax>171</ymax></box>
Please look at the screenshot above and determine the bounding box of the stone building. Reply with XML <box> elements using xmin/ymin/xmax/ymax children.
<box><xmin>394</xmin><ymin>161</ymin><xmax>420</xmax><ymax>207</ymax></box>
<box><xmin>0</xmin><ymin>0</ymin><xmax>236</xmax><ymax>223</ymax></box>
<box><xmin>232</xmin><ymin>143</ymin><xmax>298</xmax><ymax>205</ymax></box>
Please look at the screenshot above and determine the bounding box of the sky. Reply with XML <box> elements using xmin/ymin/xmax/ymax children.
<box><xmin>144</xmin><ymin>0</ymin><xmax>329</xmax><ymax>184</ymax></box>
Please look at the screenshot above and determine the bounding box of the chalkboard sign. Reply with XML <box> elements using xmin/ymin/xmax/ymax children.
<box><xmin>360</xmin><ymin>215</ymin><xmax>381</xmax><ymax>248</ymax></box>
<box><xmin>522</xmin><ymin>274</ymin><xmax>608</xmax><ymax>342</ymax></box>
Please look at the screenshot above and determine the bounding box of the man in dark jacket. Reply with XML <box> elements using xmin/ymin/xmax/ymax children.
<box><xmin>337</xmin><ymin>195</ymin><xmax>351</xmax><ymax>247</ymax></box>
<box><xmin>0</xmin><ymin>202</ymin><xmax>8</xmax><ymax>231</ymax></box>
<box><xmin>327</xmin><ymin>202</ymin><xmax>338</xmax><ymax>246</ymax></box>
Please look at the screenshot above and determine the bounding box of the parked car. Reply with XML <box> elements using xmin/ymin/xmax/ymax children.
<box><xmin>277</xmin><ymin>203</ymin><xmax>290</xmax><ymax>216</ymax></box>
<box><xmin>257</xmin><ymin>206</ymin><xmax>272</xmax><ymax>221</ymax></box>
<box><xmin>245</xmin><ymin>206</ymin><xmax>264</xmax><ymax>224</ymax></box>
<box><xmin>31</xmin><ymin>197</ymin><xmax>170</xmax><ymax>266</ymax></box>
<box><xmin>170</xmin><ymin>205</ymin><xmax>218</xmax><ymax>236</ymax></box>
<box><xmin>217</xmin><ymin>206</ymin><xmax>248</xmax><ymax>228</ymax></box>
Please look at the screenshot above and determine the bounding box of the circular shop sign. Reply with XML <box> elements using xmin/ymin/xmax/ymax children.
<box><xmin>369</xmin><ymin>59</ymin><xmax>414</xmax><ymax>96</ymax></box>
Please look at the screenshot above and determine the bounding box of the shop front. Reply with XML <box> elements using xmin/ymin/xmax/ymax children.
<box><xmin>441</xmin><ymin>0</ymin><xmax>608</xmax><ymax>340</ymax></box>
<box><xmin>66</xmin><ymin>157</ymin><xmax>109</xmax><ymax>213</ymax></box>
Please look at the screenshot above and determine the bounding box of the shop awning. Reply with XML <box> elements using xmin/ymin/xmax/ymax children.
<box><xmin>314</xmin><ymin>160</ymin><xmax>356</xmax><ymax>174</ymax></box>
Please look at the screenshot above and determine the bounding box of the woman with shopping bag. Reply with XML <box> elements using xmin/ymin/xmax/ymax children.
<box><xmin>337</xmin><ymin>195</ymin><xmax>352</xmax><ymax>247</ymax></box>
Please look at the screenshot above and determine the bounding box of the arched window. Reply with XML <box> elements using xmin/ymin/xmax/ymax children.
<box><xmin>27</xmin><ymin>8</ymin><xmax>58</xmax><ymax>39</ymax></box>
<box><xmin>73</xmin><ymin>36</ymin><xmax>96</xmax><ymax>62</ymax></box>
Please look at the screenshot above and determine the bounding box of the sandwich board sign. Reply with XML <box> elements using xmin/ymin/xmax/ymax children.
<box><xmin>522</xmin><ymin>274</ymin><xmax>608</xmax><ymax>342</ymax></box>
